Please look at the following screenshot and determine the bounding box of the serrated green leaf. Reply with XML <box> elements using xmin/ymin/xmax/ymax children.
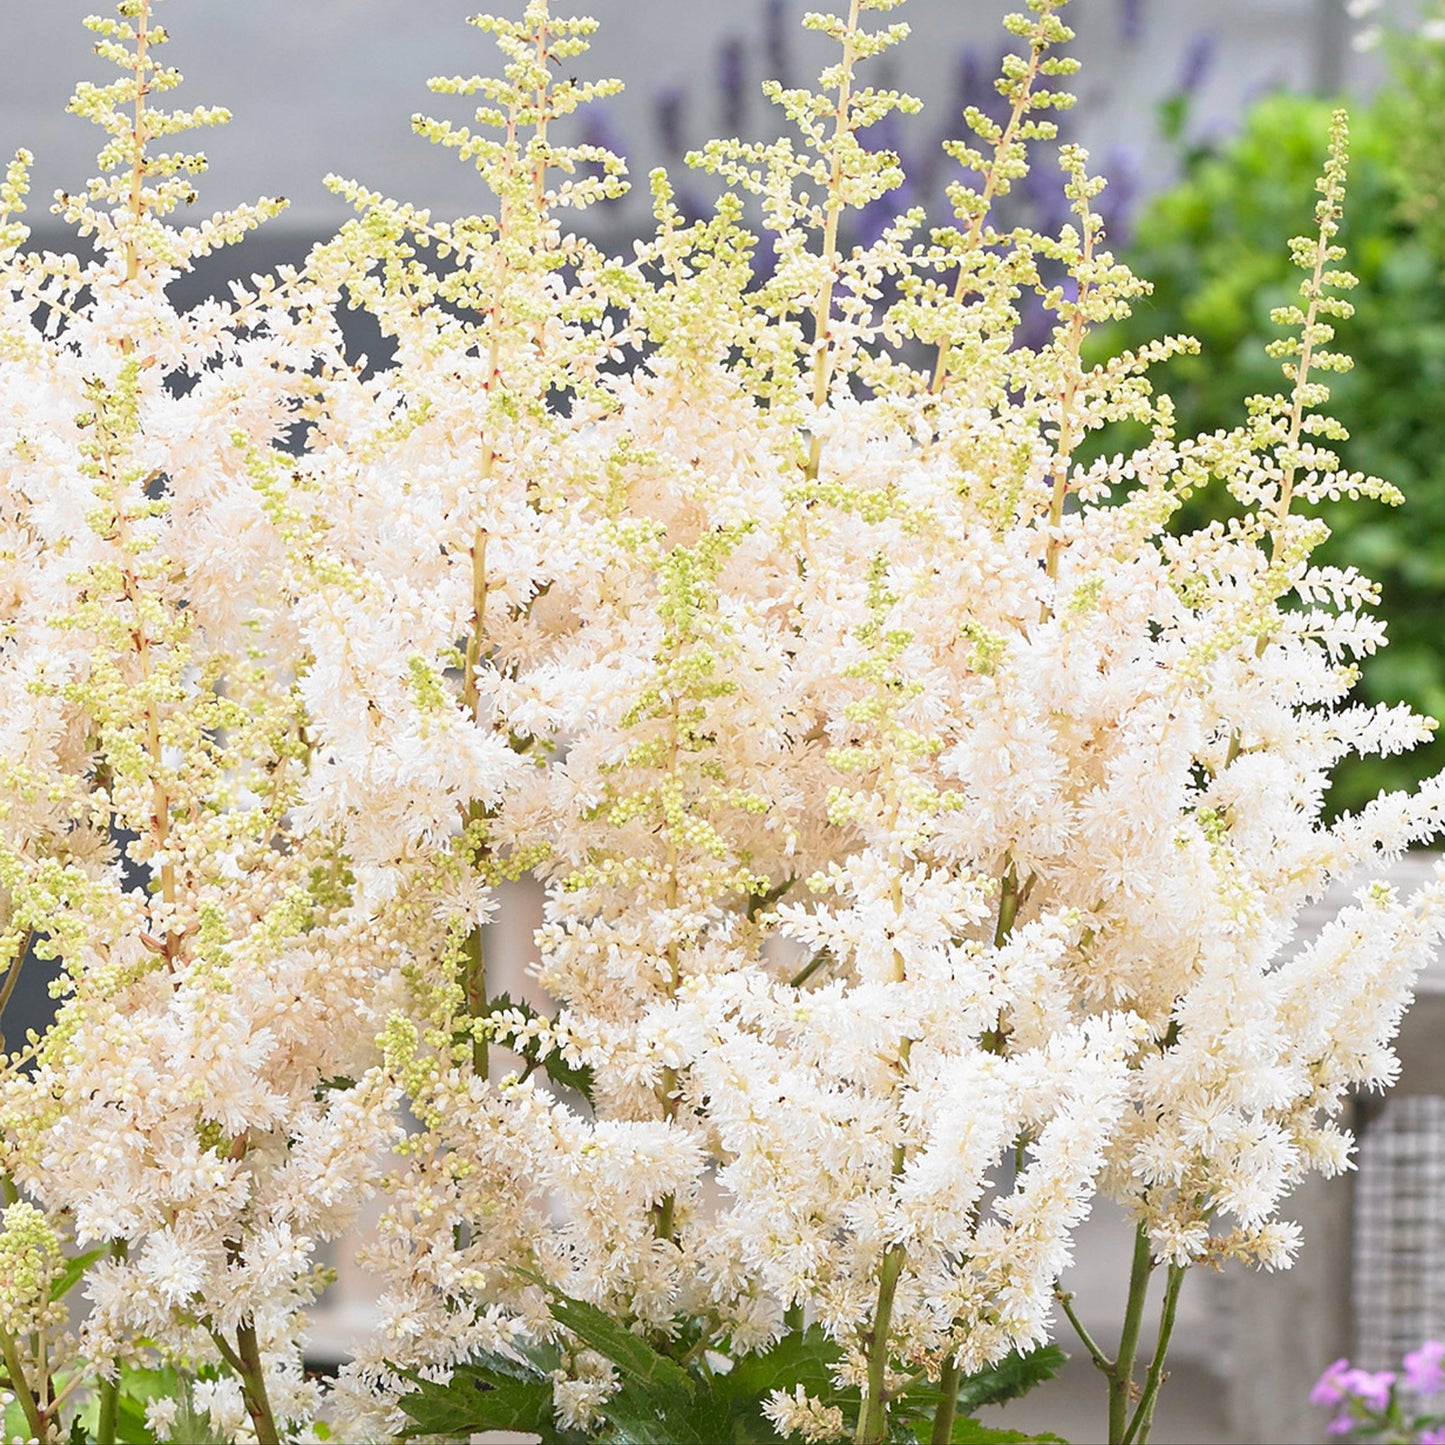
<box><xmin>895</xmin><ymin>1346</ymin><xmax>1065</xmax><ymax>1443</ymax></box>
<box><xmin>953</xmin><ymin>1346</ymin><xmax>1067</xmax><ymax>1415</ymax></box>
<box><xmin>396</xmin><ymin>1361</ymin><xmax>557</xmax><ymax>1441</ymax></box>
<box><xmin>489</xmin><ymin>993</ymin><xmax>595</xmax><ymax>1104</ymax></box>
<box><xmin>537</xmin><ymin>1290</ymin><xmax>739</xmax><ymax>1444</ymax></box>
<box><xmin>77</xmin><ymin>1365</ymin><xmax>206</xmax><ymax>1445</ymax></box>
<box><xmin>541</xmin><ymin>1050</ymin><xmax>597</xmax><ymax>1103</ymax></box>
<box><xmin>719</xmin><ymin>1325</ymin><xmax>845</xmax><ymax>1403</ymax></box>
<box><xmin>602</xmin><ymin>1378</ymin><xmax>730</xmax><ymax>1445</ymax></box>
<box><xmin>487</xmin><ymin>992</ymin><xmax>536</xmax><ymax>1022</ymax></box>
<box><xmin>544</xmin><ymin>1293</ymin><xmax>695</xmax><ymax>1402</ymax></box>
<box><xmin>714</xmin><ymin>1325</ymin><xmax>856</xmax><ymax>1440</ymax></box>
<box><xmin>110</xmin><ymin>1393</ymin><xmax>161</xmax><ymax>1445</ymax></box>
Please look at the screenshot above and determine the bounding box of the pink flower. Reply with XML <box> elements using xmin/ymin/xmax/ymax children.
<box><xmin>1312</xmin><ymin>1358</ymin><xmax>1353</xmax><ymax>1408</ymax></box>
<box><xmin>1405</xmin><ymin>1341</ymin><xmax>1445</xmax><ymax>1395</ymax></box>
<box><xmin>1418</xmin><ymin>1428</ymin><xmax>1445</xmax><ymax>1445</ymax></box>
<box><xmin>1342</xmin><ymin>1368</ymin><xmax>1397</xmax><ymax>1412</ymax></box>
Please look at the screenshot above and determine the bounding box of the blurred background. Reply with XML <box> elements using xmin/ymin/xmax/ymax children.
<box><xmin>6</xmin><ymin>2</ymin><xmax>1445</xmax><ymax>1441</ymax></box>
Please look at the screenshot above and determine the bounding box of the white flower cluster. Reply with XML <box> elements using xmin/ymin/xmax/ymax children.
<box><xmin>1</xmin><ymin>0</ymin><xmax>1443</xmax><ymax>1441</ymax></box>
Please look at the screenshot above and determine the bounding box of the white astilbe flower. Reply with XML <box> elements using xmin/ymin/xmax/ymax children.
<box><xmin>763</xmin><ymin>1386</ymin><xmax>850</xmax><ymax>1442</ymax></box>
<box><xmin>3</xmin><ymin>1</ymin><xmax>1445</xmax><ymax>1441</ymax></box>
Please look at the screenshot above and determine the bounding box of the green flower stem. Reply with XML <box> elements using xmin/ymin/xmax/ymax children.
<box><xmin>930</xmin><ymin>1357</ymin><xmax>963</xmax><ymax>1445</ymax></box>
<box><xmin>930</xmin><ymin>3</ymin><xmax>1060</xmax><ymax>396</ymax></box>
<box><xmin>234</xmin><ymin>1318</ymin><xmax>281</xmax><ymax>1445</ymax></box>
<box><xmin>0</xmin><ymin>929</ymin><xmax>32</xmax><ymax>1045</ymax></box>
<box><xmin>923</xmin><ymin>868</ymin><xmax>1031</xmax><ymax>1445</ymax></box>
<box><xmin>856</xmin><ymin>1241</ymin><xmax>906</xmax><ymax>1445</ymax></box>
<box><xmin>95</xmin><ymin>1240</ymin><xmax>128</xmax><ymax>1445</ymax></box>
<box><xmin>853</xmin><ymin>850</ymin><xmax>921</xmax><ymax>1445</ymax></box>
<box><xmin>994</xmin><ymin>862</ymin><xmax>1020</xmax><ymax>946</ymax></box>
<box><xmin>209</xmin><ymin>1320</ymin><xmax>281</xmax><ymax>1445</ymax></box>
<box><xmin>1108</xmin><ymin>1224</ymin><xmax>1155</xmax><ymax>1445</ymax></box>
<box><xmin>789</xmin><ymin>948</ymin><xmax>831</xmax><ymax>989</ymax></box>
<box><xmin>1121</xmin><ymin>1262</ymin><xmax>1187</xmax><ymax>1445</ymax></box>
<box><xmin>123</xmin><ymin>0</ymin><xmax>151</xmax><ymax>284</ymax></box>
<box><xmin>95</xmin><ymin>1367</ymin><xmax>119</xmax><ymax>1445</ymax></box>
<box><xmin>804</xmin><ymin>0</ymin><xmax>863</xmax><ymax>482</ymax></box>
<box><xmin>463</xmin><ymin>918</ymin><xmax>488</xmax><ymax>1082</ymax></box>
<box><xmin>0</xmin><ymin>1324</ymin><xmax>46</xmax><ymax>1444</ymax></box>
<box><xmin>460</xmin><ymin>524</ymin><xmax>492</xmax><ymax>1084</ymax></box>
<box><xmin>461</xmin><ymin>528</ymin><xmax>489</xmax><ymax>719</ymax></box>
<box><xmin>1056</xmin><ymin>1287</ymin><xmax>1112</xmax><ymax>1376</ymax></box>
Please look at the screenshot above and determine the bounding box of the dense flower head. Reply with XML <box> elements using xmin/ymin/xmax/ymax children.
<box><xmin>1</xmin><ymin>0</ymin><xmax>1444</xmax><ymax>1441</ymax></box>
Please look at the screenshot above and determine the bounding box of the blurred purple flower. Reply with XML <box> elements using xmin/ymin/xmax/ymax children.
<box><xmin>1023</xmin><ymin>159</ymin><xmax>1071</xmax><ymax>239</ymax></box>
<box><xmin>752</xmin><ymin>228</ymin><xmax>779</xmax><ymax>284</ymax></box>
<box><xmin>653</xmin><ymin>86</ymin><xmax>687</xmax><ymax>159</ymax></box>
<box><xmin>649</xmin><ymin>88</ymin><xmax>704</xmax><ymax>223</ymax></box>
<box><xmin>579</xmin><ymin>112</ymin><xmax>626</xmax><ymax>186</ymax></box>
<box><xmin>1117</xmin><ymin>0</ymin><xmax>1144</xmax><ymax>44</ymax></box>
<box><xmin>947</xmin><ymin>44</ymin><xmax>1009</xmax><ymax>129</ymax></box>
<box><xmin>1099</xmin><ymin>146</ymin><xmax>1141</xmax><ymax>246</ymax></box>
<box><xmin>1421</xmin><ymin>1428</ymin><xmax>1445</xmax><ymax>1445</ymax></box>
<box><xmin>1177</xmin><ymin>30</ymin><xmax>1217</xmax><ymax>96</ymax></box>
<box><xmin>718</xmin><ymin>34</ymin><xmax>747</xmax><ymax>135</ymax></box>
<box><xmin>1405</xmin><ymin>1340</ymin><xmax>1445</xmax><ymax>1395</ymax></box>
<box><xmin>764</xmin><ymin>0</ymin><xmax>792</xmax><ymax>89</ymax></box>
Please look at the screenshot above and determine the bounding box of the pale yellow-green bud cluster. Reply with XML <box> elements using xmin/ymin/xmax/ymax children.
<box><xmin>0</xmin><ymin>1203</ymin><xmax>61</xmax><ymax>1338</ymax></box>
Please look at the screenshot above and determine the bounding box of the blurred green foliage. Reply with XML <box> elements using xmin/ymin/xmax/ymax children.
<box><xmin>1091</xmin><ymin>45</ymin><xmax>1445</xmax><ymax>814</ymax></box>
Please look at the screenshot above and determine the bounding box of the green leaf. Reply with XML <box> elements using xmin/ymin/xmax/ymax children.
<box><xmin>543</xmin><ymin>1292</ymin><xmax>696</xmax><ymax>1403</ymax></box>
<box><xmin>49</xmin><ymin>1245</ymin><xmax>107</xmax><ymax>1303</ymax></box>
<box><xmin>895</xmin><ymin>1347</ymin><xmax>1066</xmax><ymax>1445</ymax></box>
<box><xmin>108</xmin><ymin>1392</ymin><xmax>163</xmax><ymax>1445</ymax></box>
<box><xmin>76</xmin><ymin>1365</ymin><xmax>206</xmax><ymax>1445</ymax></box>
<box><xmin>924</xmin><ymin>1420</ymin><xmax>1069</xmax><ymax>1445</ymax></box>
<box><xmin>537</xmin><ymin>1292</ymin><xmax>740</xmax><ymax>1443</ymax></box>
<box><xmin>600</xmin><ymin>1379</ymin><xmax>731</xmax><ymax>1445</ymax></box>
<box><xmin>719</xmin><ymin>1325</ymin><xmax>844</xmax><ymax>1402</ymax></box>
<box><xmin>714</xmin><ymin>1326</ymin><xmax>856</xmax><ymax>1441</ymax></box>
<box><xmin>489</xmin><ymin>994</ymin><xmax>595</xmax><ymax>1104</ymax></box>
<box><xmin>953</xmin><ymin>1345</ymin><xmax>1067</xmax><ymax>1416</ymax></box>
<box><xmin>396</xmin><ymin>1361</ymin><xmax>566</xmax><ymax>1442</ymax></box>
<box><xmin>540</xmin><ymin>1050</ymin><xmax>597</xmax><ymax>1104</ymax></box>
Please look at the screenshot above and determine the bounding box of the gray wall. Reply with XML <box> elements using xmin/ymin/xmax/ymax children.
<box><xmin>0</xmin><ymin>0</ymin><xmax>1409</xmax><ymax>239</ymax></box>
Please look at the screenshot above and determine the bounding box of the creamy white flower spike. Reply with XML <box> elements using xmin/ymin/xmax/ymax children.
<box><xmin>1</xmin><ymin>0</ymin><xmax>1442</xmax><ymax>1442</ymax></box>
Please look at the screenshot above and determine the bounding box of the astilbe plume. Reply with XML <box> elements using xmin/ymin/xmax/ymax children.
<box><xmin>0</xmin><ymin>0</ymin><xmax>1443</xmax><ymax>1443</ymax></box>
<box><xmin>0</xmin><ymin>2</ymin><xmax>403</xmax><ymax>1440</ymax></box>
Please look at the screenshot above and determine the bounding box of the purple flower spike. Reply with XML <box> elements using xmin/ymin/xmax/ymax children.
<box><xmin>653</xmin><ymin>87</ymin><xmax>686</xmax><ymax>159</ymax></box>
<box><xmin>765</xmin><ymin>0</ymin><xmax>792</xmax><ymax>89</ymax></box>
<box><xmin>1405</xmin><ymin>1340</ymin><xmax>1445</xmax><ymax>1395</ymax></box>
<box><xmin>718</xmin><ymin>35</ymin><xmax>747</xmax><ymax>136</ymax></box>
<box><xmin>1177</xmin><ymin>30</ymin><xmax>1217</xmax><ymax>97</ymax></box>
